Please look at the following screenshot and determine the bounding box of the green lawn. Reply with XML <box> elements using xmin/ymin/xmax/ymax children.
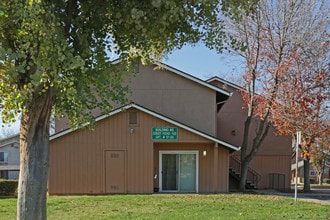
<box><xmin>0</xmin><ymin>194</ymin><xmax>329</xmax><ymax>219</ymax></box>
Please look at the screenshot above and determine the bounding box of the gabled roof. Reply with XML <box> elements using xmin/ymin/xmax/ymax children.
<box><xmin>50</xmin><ymin>103</ymin><xmax>240</xmax><ymax>151</ymax></box>
<box><xmin>0</xmin><ymin>134</ymin><xmax>20</xmax><ymax>148</ymax></box>
<box><xmin>155</xmin><ymin>62</ymin><xmax>232</xmax><ymax>97</ymax></box>
<box><xmin>206</xmin><ymin>76</ymin><xmax>243</xmax><ymax>90</ymax></box>
<box><xmin>111</xmin><ymin>58</ymin><xmax>233</xmax><ymax>97</ymax></box>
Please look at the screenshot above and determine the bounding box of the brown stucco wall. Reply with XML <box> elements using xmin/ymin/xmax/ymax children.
<box><xmin>55</xmin><ymin>63</ymin><xmax>218</xmax><ymax>136</ymax></box>
<box><xmin>127</xmin><ymin>64</ymin><xmax>217</xmax><ymax>135</ymax></box>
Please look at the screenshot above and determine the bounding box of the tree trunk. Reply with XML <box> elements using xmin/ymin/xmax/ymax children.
<box><xmin>303</xmin><ymin>158</ymin><xmax>311</xmax><ymax>192</ymax></box>
<box><xmin>17</xmin><ymin>88</ymin><xmax>55</xmax><ymax>220</ymax></box>
<box><xmin>239</xmin><ymin>113</ymin><xmax>252</xmax><ymax>192</ymax></box>
<box><xmin>318</xmin><ymin>173</ymin><xmax>323</xmax><ymax>186</ymax></box>
<box><xmin>239</xmin><ymin>160</ymin><xmax>249</xmax><ymax>192</ymax></box>
<box><xmin>239</xmin><ymin>115</ymin><xmax>270</xmax><ymax>192</ymax></box>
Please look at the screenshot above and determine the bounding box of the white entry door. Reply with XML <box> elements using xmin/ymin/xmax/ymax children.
<box><xmin>159</xmin><ymin>151</ymin><xmax>198</xmax><ymax>193</ymax></box>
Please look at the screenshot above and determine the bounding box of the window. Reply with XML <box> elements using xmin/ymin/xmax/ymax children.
<box><xmin>310</xmin><ymin>170</ymin><xmax>317</xmax><ymax>176</ymax></box>
<box><xmin>0</xmin><ymin>152</ymin><xmax>8</xmax><ymax>164</ymax></box>
<box><xmin>159</xmin><ymin>151</ymin><xmax>199</xmax><ymax>193</ymax></box>
<box><xmin>129</xmin><ymin>111</ymin><xmax>138</xmax><ymax>125</ymax></box>
<box><xmin>0</xmin><ymin>171</ymin><xmax>8</xmax><ymax>179</ymax></box>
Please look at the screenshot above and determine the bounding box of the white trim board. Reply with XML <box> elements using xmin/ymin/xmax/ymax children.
<box><xmin>50</xmin><ymin>103</ymin><xmax>240</xmax><ymax>151</ymax></box>
<box><xmin>155</xmin><ymin>62</ymin><xmax>232</xmax><ymax>97</ymax></box>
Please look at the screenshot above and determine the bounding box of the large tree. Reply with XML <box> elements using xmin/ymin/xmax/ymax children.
<box><xmin>0</xmin><ymin>1</ymin><xmax>225</xmax><ymax>219</ymax></box>
<box><xmin>272</xmin><ymin>58</ymin><xmax>329</xmax><ymax>190</ymax></box>
<box><xmin>206</xmin><ymin>0</ymin><xmax>329</xmax><ymax>191</ymax></box>
<box><xmin>270</xmin><ymin>0</ymin><xmax>329</xmax><ymax>191</ymax></box>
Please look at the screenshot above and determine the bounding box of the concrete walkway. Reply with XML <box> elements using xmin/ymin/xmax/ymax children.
<box><xmin>255</xmin><ymin>189</ymin><xmax>330</xmax><ymax>205</ymax></box>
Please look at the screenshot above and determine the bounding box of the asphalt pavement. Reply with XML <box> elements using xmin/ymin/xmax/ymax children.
<box><xmin>295</xmin><ymin>189</ymin><xmax>330</xmax><ymax>204</ymax></box>
<box><xmin>256</xmin><ymin>188</ymin><xmax>330</xmax><ymax>205</ymax></box>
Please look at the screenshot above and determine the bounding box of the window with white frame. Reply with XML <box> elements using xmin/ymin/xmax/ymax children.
<box><xmin>0</xmin><ymin>152</ymin><xmax>8</xmax><ymax>164</ymax></box>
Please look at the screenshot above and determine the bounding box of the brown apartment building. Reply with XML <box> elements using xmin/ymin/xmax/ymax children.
<box><xmin>49</xmin><ymin>63</ymin><xmax>292</xmax><ymax>195</ymax></box>
<box><xmin>208</xmin><ymin>77</ymin><xmax>292</xmax><ymax>190</ymax></box>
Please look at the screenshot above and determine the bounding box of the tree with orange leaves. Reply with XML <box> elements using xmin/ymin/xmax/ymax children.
<box><xmin>207</xmin><ymin>0</ymin><xmax>329</xmax><ymax>191</ymax></box>
<box><xmin>271</xmin><ymin>32</ymin><xmax>329</xmax><ymax>190</ymax></box>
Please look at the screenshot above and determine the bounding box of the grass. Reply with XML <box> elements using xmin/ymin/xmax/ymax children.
<box><xmin>0</xmin><ymin>194</ymin><xmax>329</xmax><ymax>219</ymax></box>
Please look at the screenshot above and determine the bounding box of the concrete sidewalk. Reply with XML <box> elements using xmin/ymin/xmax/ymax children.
<box><xmin>255</xmin><ymin>189</ymin><xmax>330</xmax><ymax>205</ymax></box>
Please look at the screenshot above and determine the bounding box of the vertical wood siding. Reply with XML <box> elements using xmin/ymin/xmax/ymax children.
<box><xmin>217</xmin><ymin>147</ymin><xmax>229</xmax><ymax>192</ymax></box>
<box><xmin>211</xmin><ymin>79</ymin><xmax>292</xmax><ymax>190</ymax></box>
<box><xmin>49</xmin><ymin>109</ymin><xmax>229</xmax><ymax>195</ymax></box>
<box><xmin>249</xmin><ymin>155</ymin><xmax>291</xmax><ymax>189</ymax></box>
<box><xmin>154</xmin><ymin>143</ymin><xmax>229</xmax><ymax>193</ymax></box>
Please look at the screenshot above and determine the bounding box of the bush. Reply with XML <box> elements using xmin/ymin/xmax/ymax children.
<box><xmin>0</xmin><ymin>179</ymin><xmax>18</xmax><ymax>196</ymax></box>
<box><xmin>323</xmin><ymin>178</ymin><xmax>330</xmax><ymax>184</ymax></box>
<box><xmin>309</xmin><ymin>179</ymin><xmax>316</xmax><ymax>184</ymax></box>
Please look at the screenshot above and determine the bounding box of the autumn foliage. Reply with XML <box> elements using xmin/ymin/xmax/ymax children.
<box><xmin>207</xmin><ymin>0</ymin><xmax>329</xmax><ymax>191</ymax></box>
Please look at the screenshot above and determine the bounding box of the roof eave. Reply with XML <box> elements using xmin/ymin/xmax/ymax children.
<box><xmin>155</xmin><ymin>62</ymin><xmax>233</xmax><ymax>97</ymax></box>
<box><xmin>206</xmin><ymin>76</ymin><xmax>242</xmax><ymax>91</ymax></box>
<box><xmin>50</xmin><ymin>103</ymin><xmax>240</xmax><ymax>152</ymax></box>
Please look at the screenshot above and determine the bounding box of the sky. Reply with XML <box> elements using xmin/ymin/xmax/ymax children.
<box><xmin>0</xmin><ymin>44</ymin><xmax>245</xmax><ymax>139</ymax></box>
<box><xmin>163</xmin><ymin>44</ymin><xmax>244</xmax><ymax>81</ymax></box>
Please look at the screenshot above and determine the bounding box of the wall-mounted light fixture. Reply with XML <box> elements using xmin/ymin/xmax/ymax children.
<box><xmin>129</xmin><ymin>128</ymin><xmax>135</xmax><ymax>134</ymax></box>
<box><xmin>203</xmin><ymin>150</ymin><xmax>207</xmax><ymax>157</ymax></box>
<box><xmin>231</xmin><ymin>130</ymin><xmax>236</xmax><ymax>136</ymax></box>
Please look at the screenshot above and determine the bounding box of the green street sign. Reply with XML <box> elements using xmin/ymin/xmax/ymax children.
<box><xmin>152</xmin><ymin>127</ymin><xmax>178</xmax><ymax>140</ymax></box>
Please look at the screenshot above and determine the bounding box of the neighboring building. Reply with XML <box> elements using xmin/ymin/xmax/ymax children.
<box><xmin>207</xmin><ymin>77</ymin><xmax>292</xmax><ymax>191</ymax></box>
<box><xmin>0</xmin><ymin>134</ymin><xmax>20</xmax><ymax>179</ymax></box>
<box><xmin>49</xmin><ymin>63</ymin><xmax>292</xmax><ymax>195</ymax></box>
<box><xmin>292</xmin><ymin>159</ymin><xmax>330</xmax><ymax>184</ymax></box>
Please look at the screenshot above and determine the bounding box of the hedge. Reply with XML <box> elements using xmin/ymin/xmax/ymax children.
<box><xmin>0</xmin><ymin>179</ymin><xmax>18</xmax><ymax>196</ymax></box>
<box><xmin>309</xmin><ymin>179</ymin><xmax>316</xmax><ymax>184</ymax></box>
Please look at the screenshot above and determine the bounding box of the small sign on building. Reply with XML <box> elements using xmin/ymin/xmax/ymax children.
<box><xmin>151</xmin><ymin>127</ymin><xmax>178</xmax><ymax>140</ymax></box>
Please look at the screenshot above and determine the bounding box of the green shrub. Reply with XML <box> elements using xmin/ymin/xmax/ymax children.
<box><xmin>0</xmin><ymin>179</ymin><xmax>18</xmax><ymax>196</ymax></box>
<box><xmin>323</xmin><ymin>178</ymin><xmax>330</xmax><ymax>184</ymax></box>
<box><xmin>309</xmin><ymin>178</ymin><xmax>316</xmax><ymax>184</ymax></box>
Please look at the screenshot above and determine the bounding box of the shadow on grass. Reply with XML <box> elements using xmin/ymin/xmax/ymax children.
<box><xmin>0</xmin><ymin>196</ymin><xmax>17</xmax><ymax>199</ymax></box>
